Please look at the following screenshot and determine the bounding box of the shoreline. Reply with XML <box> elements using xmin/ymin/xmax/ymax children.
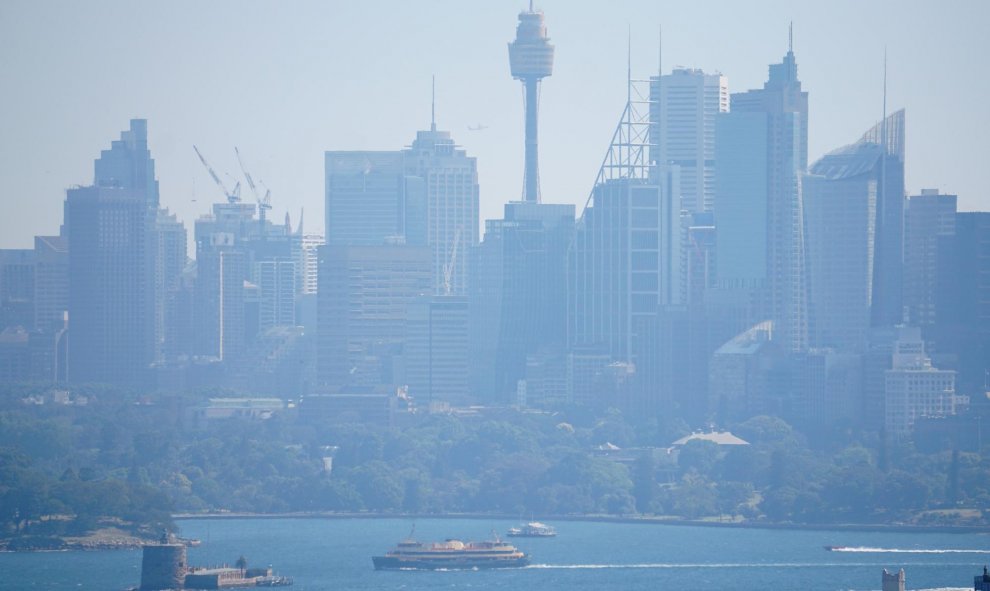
<box><xmin>171</xmin><ymin>511</ymin><xmax>990</xmax><ymax>535</ymax></box>
<box><xmin>4</xmin><ymin>513</ymin><xmax>985</xmax><ymax>553</ymax></box>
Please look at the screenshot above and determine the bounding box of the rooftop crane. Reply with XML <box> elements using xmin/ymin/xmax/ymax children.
<box><xmin>257</xmin><ymin>179</ymin><xmax>273</xmax><ymax>230</ymax></box>
<box><xmin>235</xmin><ymin>147</ymin><xmax>273</xmax><ymax>235</ymax></box>
<box><xmin>193</xmin><ymin>145</ymin><xmax>240</xmax><ymax>203</ymax></box>
<box><xmin>442</xmin><ymin>228</ymin><xmax>462</xmax><ymax>296</ymax></box>
<box><xmin>234</xmin><ymin>146</ymin><xmax>260</xmax><ymax>201</ymax></box>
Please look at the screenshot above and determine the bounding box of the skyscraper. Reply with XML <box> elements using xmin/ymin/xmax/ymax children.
<box><xmin>317</xmin><ymin>244</ymin><xmax>430</xmax><ymax>388</ymax></box>
<box><xmin>937</xmin><ymin>212</ymin><xmax>990</xmax><ymax>393</ymax></box>
<box><xmin>402</xmin><ymin>124</ymin><xmax>479</xmax><ymax>295</ymax></box>
<box><xmin>326</xmin><ymin>117</ymin><xmax>478</xmax><ymax>296</ymax></box>
<box><xmin>405</xmin><ymin>295</ymin><xmax>470</xmax><ymax>406</ymax></box>
<box><xmin>861</xmin><ymin>110</ymin><xmax>906</xmax><ymax>328</ymax></box>
<box><xmin>570</xmin><ymin>178</ymin><xmax>664</xmax><ymax>363</ymax></box>
<box><xmin>65</xmin><ymin>185</ymin><xmax>154</xmax><ymax>385</ymax></box>
<box><xmin>801</xmin><ymin>110</ymin><xmax>906</xmax><ymax>352</ymax></box>
<box><xmin>93</xmin><ymin>118</ymin><xmax>159</xmax><ymax>208</ymax></box>
<box><xmin>715</xmin><ymin>33</ymin><xmax>809</xmax><ymax>352</ymax></box>
<box><xmin>324</xmin><ymin>152</ymin><xmax>427</xmax><ymax>247</ymax></box>
<box><xmin>65</xmin><ymin>120</ymin><xmax>159</xmax><ymax>386</ymax></box>
<box><xmin>904</xmin><ymin>189</ymin><xmax>956</xmax><ymax>330</ymax></box>
<box><xmin>193</xmin><ymin>203</ymin><xmax>255</xmax><ymax>360</ymax></box>
<box><xmin>471</xmin><ymin>201</ymin><xmax>574</xmax><ymax>402</ymax></box>
<box><xmin>650</xmin><ymin>68</ymin><xmax>728</xmax><ymax>214</ymax></box>
<box><xmin>153</xmin><ymin>208</ymin><xmax>187</xmax><ymax>363</ymax></box>
<box><xmin>803</xmin><ymin>142</ymin><xmax>880</xmax><ymax>351</ymax></box>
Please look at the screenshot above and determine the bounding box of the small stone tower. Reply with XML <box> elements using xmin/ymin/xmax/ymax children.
<box><xmin>882</xmin><ymin>568</ymin><xmax>905</xmax><ymax>591</ymax></box>
<box><xmin>140</xmin><ymin>531</ymin><xmax>187</xmax><ymax>590</ymax></box>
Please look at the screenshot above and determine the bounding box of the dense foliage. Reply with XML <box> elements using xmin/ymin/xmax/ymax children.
<box><xmin>1</xmin><ymin>383</ymin><xmax>988</xmax><ymax>543</ymax></box>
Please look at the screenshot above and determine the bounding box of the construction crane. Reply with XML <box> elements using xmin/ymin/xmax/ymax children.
<box><xmin>235</xmin><ymin>147</ymin><xmax>273</xmax><ymax>235</ymax></box>
<box><xmin>442</xmin><ymin>228</ymin><xmax>462</xmax><ymax>296</ymax></box>
<box><xmin>193</xmin><ymin>145</ymin><xmax>240</xmax><ymax>203</ymax></box>
<box><xmin>234</xmin><ymin>146</ymin><xmax>260</xmax><ymax>201</ymax></box>
<box><xmin>257</xmin><ymin>180</ymin><xmax>273</xmax><ymax>230</ymax></box>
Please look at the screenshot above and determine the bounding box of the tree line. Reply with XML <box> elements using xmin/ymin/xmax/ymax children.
<box><xmin>0</xmin><ymin>383</ymin><xmax>987</xmax><ymax>546</ymax></box>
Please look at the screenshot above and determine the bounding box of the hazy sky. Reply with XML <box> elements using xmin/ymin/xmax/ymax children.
<box><xmin>1</xmin><ymin>0</ymin><xmax>987</xmax><ymax>250</ymax></box>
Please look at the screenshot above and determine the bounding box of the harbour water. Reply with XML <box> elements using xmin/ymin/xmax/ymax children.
<box><xmin>1</xmin><ymin>517</ymin><xmax>987</xmax><ymax>590</ymax></box>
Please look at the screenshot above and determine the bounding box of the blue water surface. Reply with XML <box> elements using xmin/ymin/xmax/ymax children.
<box><xmin>1</xmin><ymin>517</ymin><xmax>987</xmax><ymax>590</ymax></box>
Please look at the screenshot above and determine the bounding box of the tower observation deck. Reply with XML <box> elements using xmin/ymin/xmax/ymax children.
<box><xmin>508</xmin><ymin>2</ymin><xmax>554</xmax><ymax>203</ymax></box>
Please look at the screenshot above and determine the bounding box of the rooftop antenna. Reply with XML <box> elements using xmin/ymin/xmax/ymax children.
<box><xmin>649</xmin><ymin>25</ymin><xmax>663</xmax><ymax>164</ymax></box>
<box><xmin>431</xmin><ymin>74</ymin><xmax>436</xmax><ymax>132</ymax></box>
<box><xmin>789</xmin><ymin>21</ymin><xmax>793</xmax><ymax>53</ymax></box>
<box><xmin>627</xmin><ymin>24</ymin><xmax>632</xmax><ymax>98</ymax></box>
<box><xmin>626</xmin><ymin>23</ymin><xmax>632</xmax><ymax>169</ymax></box>
<box><xmin>658</xmin><ymin>25</ymin><xmax>662</xmax><ymax>79</ymax></box>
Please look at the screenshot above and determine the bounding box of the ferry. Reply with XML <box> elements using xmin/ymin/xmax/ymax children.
<box><xmin>372</xmin><ymin>534</ymin><xmax>530</xmax><ymax>570</ymax></box>
<box><xmin>507</xmin><ymin>522</ymin><xmax>557</xmax><ymax>538</ymax></box>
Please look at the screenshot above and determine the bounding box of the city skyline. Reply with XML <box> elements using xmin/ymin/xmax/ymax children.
<box><xmin>1</xmin><ymin>0</ymin><xmax>988</xmax><ymax>251</ymax></box>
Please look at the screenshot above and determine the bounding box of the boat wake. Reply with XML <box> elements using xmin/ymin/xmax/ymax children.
<box><xmin>828</xmin><ymin>547</ymin><xmax>990</xmax><ymax>554</ymax></box>
<box><xmin>526</xmin><ymin>562</ymin><xmax>886</xmax><ymax>570</ymax></box>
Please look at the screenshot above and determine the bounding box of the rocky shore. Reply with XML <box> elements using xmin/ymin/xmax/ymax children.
<box><xmin>0</xmin><ymin>527</ymin><xmax>150</xmax><ymax>552</ymax></box>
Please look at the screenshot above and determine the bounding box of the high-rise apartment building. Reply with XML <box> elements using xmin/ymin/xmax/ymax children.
<box><xmin>650</xmin><ymin>68</ymin><xmax>728</xmax><ymax>214</ymax></box>
<box><xmin>153</xmin><ymin>208</ymin><xmax>187</xmax><ymax>362</ymax></box>
<box><xmin>295</xmin><ymin>233</ymin><xmax>324</xmax><ymax>296</ymax></box>
<box><xmin>254</xmin><ymin>259</ymin><xmax>296</xmax><ymax>332</ymax></box>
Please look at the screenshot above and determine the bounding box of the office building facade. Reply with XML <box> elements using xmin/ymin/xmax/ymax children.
<box><xmin>650</xmin><ymin>68</ymin><xmax>728</xmax><ymax>214</ymax></box>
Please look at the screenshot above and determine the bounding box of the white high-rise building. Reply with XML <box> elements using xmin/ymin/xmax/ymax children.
<box><xmin>296</xmin><ymin>233</ymin><xmax>324</xmax><ymax>295</ymax></box>
<box><xmin>651</xmin><ymin>68</ymin><xmax>728</xmax><ymax>214</ymax></box>
<box><xmin>403</xmin><ymin>126</ymin><xmax>479</xmax><ymax>296</ymax></box>
<box><xmin>884</xmin><ymin>327</ymin><xmax>958</xmax><ymax>438</ymax></box>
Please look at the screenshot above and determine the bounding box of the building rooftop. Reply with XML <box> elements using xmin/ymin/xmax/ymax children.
<box><xmin>672</xmin><ymin>431</ymin><xmax>750</xmax><ymax>446</ymax></box>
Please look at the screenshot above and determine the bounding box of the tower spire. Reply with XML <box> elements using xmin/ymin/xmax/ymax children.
<box><xmin>508</xmin><ymin>2</ymin><xmax>554</xmax><ymax>202</ymax></box>
<box><xmin>431</xmin><ymin>74</ymin><xmax>436</xmax><ymax>132</ymax></box>
<box><xmin>788</xmin><ymin>21</ymin><xmax>793</xmax><ymax>53</ymax></box>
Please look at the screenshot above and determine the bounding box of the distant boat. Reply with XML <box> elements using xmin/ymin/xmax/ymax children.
<box><xmin>507</xmin><ymin>522</ymin><xmax>557</xmax><ymax>538</ymax></box>
<box><xmin>372</xmin><ymin>534</ymin><xmax>529</xmax><ymax>570</ymax></box>
<box><xmin>823</xmin><ymin>545</ymin><xmax>847</xmax><ymax>551</ymax></box>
